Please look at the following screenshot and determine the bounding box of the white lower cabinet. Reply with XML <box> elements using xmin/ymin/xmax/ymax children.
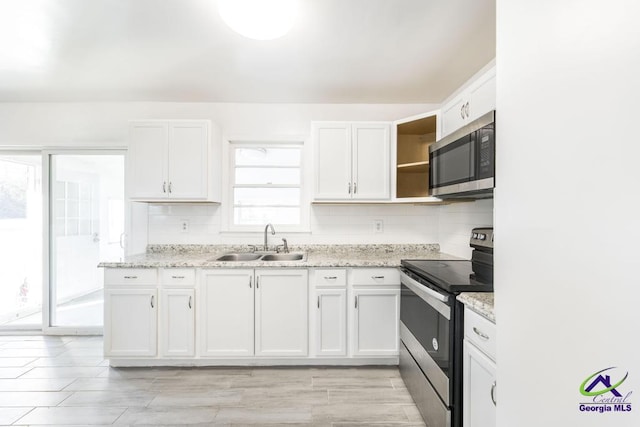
<box><xmin>160</xmin><ymin>289</ymin><xmax>195</xmax><ymax>357</ymax></box>
<box><xmin>350</xmin><ymin>288</ymin><xmax>400</xmax><ymax>356</ymax></box>
<box><xmin>315</xmin><ymin>288</ymin><xmax>347</xmax><ymax>356</ymax></box>
<box><xmin>255</xmin><ymin>269</ymin><xmax>308</xmax><ymax>357</ymax></box>
<box><xmin>201</xmin><ymin>269</ymin><xmax>254</xmax><ymax>357</ymax></box>
<box><xmin>104</xmin><ymin>289</ymin><xmax>157</xmax><ymax>357</ymax></box>
<box><xmin>200</xmin><ymin>269</ymin><xmax>308</xmax><ymax>358</ymax></box>
<box><xmin>463</xmin><ymin>307</ymin><xmax>497</xmax><ymax>427</ymax></box>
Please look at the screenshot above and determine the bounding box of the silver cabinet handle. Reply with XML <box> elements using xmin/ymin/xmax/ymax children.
<box><xmin>473</xmin><ymin>327</ymin><xmax>489</xmax><ymax>340</ymax></box>
<box><xmin>372</xmin><ymin>276</ymin><xmax>385</xmax><ymax>279</ymax></box>
<box><xmin>163</xmin><ymin>181</ymin><xmax>166</xmax><ymax>193</ymax></box>
<box><xmin>461</xmin><ymin>104</ymin><xmax>465</xmax><ymax>119</ymax></box>
<box><xmin>256</xmin><ymin>276</ymin><xmax>259</xmax><ymax>289</ymax></box>
<box><xmin>348</xmin><ymin>182</ymin><xmax>352</xmax><ymax>194</ymax></box>
<box><xmin>124</xmin><ymin>276</ymin><xmax>138</xmax><ymax>279</ymax></box>
<box><xmin>317</xmin><ymin>296</ymin><xmax>320</xmax><ymax>309</ymax></box>
<box><xmin>491</xmin><ymin>381</ymin><xmax>497</xmax><ymax>405</ymax></box>
<box><xmin>249</xmin><ymin>276</ymin><xmax>252</xmax><ymax>288</ymax></box>
<box><xmin>355</xmin><ymin>296</ymin><xmax>358</xmax><ymax>309</ymax></box>
<box><xmin>188</xmin><ymin>296</ymin><xmax>192</xmax><ymax>309</ymax></box>
<box><xmin>171</xmin><ymin>275</ymin><xmax>185</xmax><ymax>279</ymax></box>
<box><xmin>353</xmin><ymin>182</ymin><xmax>357</xmax><ymax>194</ymax></box>
<box><xmin>324</xmin><ymin>276</ymin><xmax>337</xmax><ymax>280</ymax></box>
<box><xmin>150</xmin><ymin>295</ymin><xmax>155</xmax><ymax>308</ymax></box>
<box><xmin>465</xmin><ymin>102</ymin><xmax>470</xmax><ymax>118</ymax></box>
<box><xmin>168</xmin><ymin>182</ymin><xmax>172</xmax><ymax>193</ymax></box>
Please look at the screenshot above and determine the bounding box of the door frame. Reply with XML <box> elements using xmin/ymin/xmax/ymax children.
<box><xmin>43</xmin><ymin>148</ymin><xmax>127</xmax><ymax>335</ymax></box>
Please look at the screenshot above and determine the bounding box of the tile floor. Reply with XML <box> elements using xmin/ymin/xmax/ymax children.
<box><xmin>0</xmin><ymin>335</ymin><xmax>425</xmax><ymax>426</ymax></box>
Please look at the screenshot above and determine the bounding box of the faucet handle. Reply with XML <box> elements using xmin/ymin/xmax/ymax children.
<box><xmin>281</xmin><ymin>238</ymin><xmax>289</xmax><ymax>253</ymax></box>
<box><xmin>247</xmin><ymin>244</ymin><xmax>257</xmax><ymax>252</ymax></box>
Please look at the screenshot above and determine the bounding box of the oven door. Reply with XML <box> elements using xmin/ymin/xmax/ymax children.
<box><xmin>400</xmin><ymin>270</ymin><xmax>452</xmax><ymax>404</ymax></box>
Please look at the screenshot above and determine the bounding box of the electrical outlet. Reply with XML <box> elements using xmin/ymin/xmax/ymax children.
<box><xmin>373</xmin><ymin>219</ymin><xmax>383</xmax><ymax>233</ymax></box>
<box><xmin>180</xmin><ymin>220</ymin><xmax>189</xmax><ymax>233</ymax></box>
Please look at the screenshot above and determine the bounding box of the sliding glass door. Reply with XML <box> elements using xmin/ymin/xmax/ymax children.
<box><xmin>0</xmin><ymin>154</ymin><xmax>43</xmax><ymax>329</ymax></box>
<box><xmin>48</xmin><ymin>153</ymin><xmax>125</xmax><ymax>331</ymax></box>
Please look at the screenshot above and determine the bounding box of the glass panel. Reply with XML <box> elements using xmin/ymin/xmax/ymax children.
<box><xmin>234</xmin><ymin>207</ymin><xmax>301</xmax><ymax>225</ymax></box>
<box><xmin>0</xmin><ymin>155</ymin><xmax>42</xmax><ymax>328</ymax></box>
<box><xmin>235</xmin><ymin>167</ymin><xmax>300</xmax><ymax>185</ymax></box>
<box><xmin>50</xmin><ymin>154</ymin><xmax>124</xmax><ymax>328</ymax></box>
<box><xmin>234</xmin><ymin>187</ymin><xmax>300</xmax><ymax>206</ymax></box>
<box><xmin>235</xmin><ymin>147</ymin><xmax>300</xmax><ymax>166</ymax></box>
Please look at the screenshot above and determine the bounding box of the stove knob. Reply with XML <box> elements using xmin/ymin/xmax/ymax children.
<box><xmin>478</xmin><ymin>234</ymin><xmax>486</xmax><ymax>240</ymax></box>
<box><xmin>473</xmin><ymin>233</ymin><xmax>478</xmax><ymax>239</ymax></box>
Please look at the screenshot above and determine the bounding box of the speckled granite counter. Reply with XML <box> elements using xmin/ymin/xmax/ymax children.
<box><xmin>98</xmin><ymin>244</ymin><xmax>462</xmax><ymax>269</ymax></box>
<box><xmin>457</xmin><ymin>292</ymin><xmax>495</xmax><ymax>323</ymax></box>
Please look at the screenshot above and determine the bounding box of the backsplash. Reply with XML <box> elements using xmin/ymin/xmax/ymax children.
<box><xmin>145</xmin><ymin>199</ymin><xmax>493</xmax><ymax>258</ymax></box>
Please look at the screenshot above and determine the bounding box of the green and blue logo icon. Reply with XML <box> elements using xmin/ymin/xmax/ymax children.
<box><xmin>579</xmin><ymin>367</ymin><xmax>632</xmax><ymax>414</ymax></box>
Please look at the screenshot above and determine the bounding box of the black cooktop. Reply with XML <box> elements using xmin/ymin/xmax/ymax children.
<box><xmin>401</xmin><ymin>259</ymin><xmax>494</xmax><ymax>293</ymax></box>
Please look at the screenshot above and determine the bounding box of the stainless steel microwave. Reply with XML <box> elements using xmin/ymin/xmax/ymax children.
<box><xmin>429</xmin><ymin>111</ymin><xmax>495</xmax><ymax>198</ymax></box>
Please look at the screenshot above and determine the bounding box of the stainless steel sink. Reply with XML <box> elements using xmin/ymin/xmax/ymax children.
<box><xmin>260</xmin><ymin>253</ymin><xmax>305</xmax><ymax>261</ymax></box>
<box><xmin>215</xmin><ymin>253</ymin><xmax>263</xmax><ymax>261</ymax></box>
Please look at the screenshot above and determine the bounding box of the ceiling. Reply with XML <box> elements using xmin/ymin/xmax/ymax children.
<box><xmin>0</xmin><ymin>0</ymin><xmax>495</xmax><ymax>103</ymax></box>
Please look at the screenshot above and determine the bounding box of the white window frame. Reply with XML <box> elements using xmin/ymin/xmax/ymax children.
<box><xmin>221</xmin><ymin>136</ymin><xmax>310</xmax><ymax>233</ymax></box>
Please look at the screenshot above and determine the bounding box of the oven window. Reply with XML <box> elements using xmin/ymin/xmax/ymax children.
<box><xmin>400</xmin><ymin>284</ymin><xmax>451</xmax><ymax>376</ymax></box>
<box><xmin>431</xmin><ymin>134</ymin><xmax>474</xmax><ymax>188</ymax></box>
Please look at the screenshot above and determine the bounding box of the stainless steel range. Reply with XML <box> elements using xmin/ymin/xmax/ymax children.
<box><xmin>399</xmin><ymin>227</ymin><xmax>494</xmax><ymax>427</ymax></box>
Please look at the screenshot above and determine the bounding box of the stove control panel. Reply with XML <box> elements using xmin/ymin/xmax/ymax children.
<box><xmin>470</xmin><ymin>227</ymin><xmax>494</xmax><ymax>249</ymax></box>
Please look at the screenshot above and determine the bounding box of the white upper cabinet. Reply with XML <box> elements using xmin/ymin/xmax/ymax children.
<box><xmin>441</xmin><ymin>63</ymin><xmax>496</xmax><ymax>138</ymax></box>
<box><xmin>128</xmin><ymin>120</ymin><xmax>219</xmax><ymax>202</ymax></box>
<box><xmin>313</xmin><ymin>122</ymin><xmax>390</xmax><ymax>201</ymax></box>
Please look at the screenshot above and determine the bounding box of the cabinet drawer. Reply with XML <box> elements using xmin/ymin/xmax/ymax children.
<box><xmin>313</xmin><ymin>269</ymin><xmax>347</xmax><ymax>287</ymax></box>
<box><xmin>464</xmin><ymin>307</ymin><xmax>496</xmax><ymax>361</ymax></box>
<box><xmin>350</xmin><ymin>268</ymin><xmax>400</xmax><ymax>286</ymax></box>
<box><xmin>104</xmin><ymin>268</ymin><xmax>157</xmax><ymax>286</ymax></box>
<box><xmin>161</xmin><ymin>269</ymin><xmax>196</xmax><ymax>286</ymax></box>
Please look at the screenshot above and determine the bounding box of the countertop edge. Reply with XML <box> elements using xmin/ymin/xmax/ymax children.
<box><xmin>457</xmin><ymin>292</ymin><xmax>495</xmax><ymax>323</ymax></box>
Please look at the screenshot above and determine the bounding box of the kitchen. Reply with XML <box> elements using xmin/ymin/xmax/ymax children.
<box><xmin>0</xmin><ymin>1</ymin><xmax>638</xmax><ymax>427</ymax></box>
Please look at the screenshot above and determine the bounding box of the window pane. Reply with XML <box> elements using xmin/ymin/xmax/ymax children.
<box><xmin>234</xmin><ymin>188</ymin><xmax>300</xmax><ymax>206</ymax></box>
<box><xmin>234</xmin><ymin>207</ymin><xmax>301</xmax><ymax>225</ymax></box>
<box><xmin>235</xmin><ymin>147</ymin><xmax>300</xmax><ymax>166</ymax></box>
<box><xmin>235</xmin><ymin>167</ymin><xmax>300</xmax><ymax>185</ymax></box>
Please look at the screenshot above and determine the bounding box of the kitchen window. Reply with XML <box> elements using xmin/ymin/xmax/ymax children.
<box><xmin>229</xmin><ymin>142</ymin><xmax>307</xmax><ymax>230</ymax></box>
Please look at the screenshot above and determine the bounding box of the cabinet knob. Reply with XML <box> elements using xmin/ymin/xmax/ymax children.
<box><xmin>355</xmin><ymin>296</ymin><xmax>358</xmax><ymax>309</ymax></box>
<box><xmin>150</xmin><ymin>295</ymin><xmax>155</xmax><ymax>308</ymax></box>
<box><xmin>460</xmin><ymin>104</ymin><xmax>465</xmax><ymax>119</ymax></box>
<box><xmin>371</xmin><ymin>276</ymin><xmax>385</xmax><ymax>280</ymax></box>
<box><xmin>324</xmin><ymin>276</ymin><xmax>337</xmax><ymax>280</ymax></box>
<box><xmin>163</xmin><ymin>181</ymin><xmax>167</xmax><ymax>193</ymax></box>
<box><xmin>348</xmin><ymin>182</ymin><xmax>352</xmax><ymax>194</ymax></box>
<box><xmin>465</xmin><ymin>102</ymin><xmax>470</xmax><ymax>118</ymax></box>
<box><xmin>188</xmin><ymin>296</ymin><xmax>192</xmax><ymax>309</ymax></box>
<box><xmin>353</xmin><ymin>182</ymin><xmax>357</xmax><ymax>194</ymax></box>
<box><xmin>123</xmin><ymin>276</ymin><xmax>138</xmax><ymax>279</ymax></box>
<box><xmin>317</xmin><ymin>296</ymin><xmax>320</xmax><ymax>309</ymax></box>
<box><xmin>168</xmin><ymin>182</ymin><xmax>172</xmax><ymax>193</ymax></box>
<box><xmin>249</xmin><ymin>276</ymin><xmax>252</xmax><ymax>288</ymax></box>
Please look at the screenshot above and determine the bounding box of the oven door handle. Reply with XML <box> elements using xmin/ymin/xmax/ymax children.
<box><xmin>400</xmin><ymin>271</ymin><xmax>451</xmax><ymax>321</ymax></box>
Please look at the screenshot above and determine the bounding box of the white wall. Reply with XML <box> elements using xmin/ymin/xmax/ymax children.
<box><xmin>438</xmin><ymin>198</ymin><xmax>493</xmax><ymax>258</ymax></box>
<box><xmin>496</xmin><ymin>1</ymin><xmax>640</xmax><ymax>426</ymax></box>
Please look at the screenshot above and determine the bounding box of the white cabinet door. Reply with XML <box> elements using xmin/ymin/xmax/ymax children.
<box><xmin>167</xmin><ymin>121</ymin><xmax>209</xmax><ymax>200</ymax></box>
<box><xmin>160</xmin><ymin>289</ymin><xmax>195</xmax><ymax>357</ymax></box>
<box><xmin>128</xmin><ymin>122</ymin><xmax>168</xmax><ymax>199</ymax></box>
<box><xmin>441</xmin><ymin>95</ymin><xmax>467</xmax><ymax>138</ymax></box>
<box><xmin>468</xmin><ymin>72</ymin><xmax>496</xmax><ymax>123</ymax></box>
<box><xmin>104</xmin><ymin>289</ymin><xmax>157</xmax><ymax>357</ymax></box>
<box><xmin>352</xmin><ymin>123</ymin><xmax>390</xmax><ymax>199</ymax></box>
<box><xmin>351</xmin><ymin>288</ymin><xmax>400</xmax><ymax>356</ymax></box>
<box><xmin>463</xmin><ymin>340</ymin><xmax>497</xmax><ymax>427</ymax></box>
<box><xmin>315</xmin><ymin>288</ymin><xmax>347</xmax><ymax>356</ymax></box>
<box><xmin>255</xmin><ymin>269</ymin><xmax>308</xmax><ymax>357</ymax></box>
<box><xmin>201</xmin><ymin>270</ymin><xmax>254</xmax><ymax>357</ymax></box>
<box><xmin>313</xmin><ymin>123</ymin><xmax>352</xmax><ymax>199</ymax></box>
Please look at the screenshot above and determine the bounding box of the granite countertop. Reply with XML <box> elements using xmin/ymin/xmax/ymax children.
<box><xmin>457</xmin><ymin>292</ymin><xmax>495</xmax><ymax>323</ymax></box>
<box><xmin>98</xmin><ymin>244</ymin><xmax>462</xmax><ymax>269</ymax></box>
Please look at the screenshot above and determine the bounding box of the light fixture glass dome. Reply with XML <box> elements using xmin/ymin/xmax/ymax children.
<box><xmin>218</xmin><ymin>0</ymin><xmax>298</xmax><ymax>41</ymax></box>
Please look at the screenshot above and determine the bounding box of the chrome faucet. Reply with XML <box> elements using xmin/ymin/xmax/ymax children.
<box><xmin>264</xmin><ymin>223</ymin><xmax>275</xmax><ymax>251</ymax></box>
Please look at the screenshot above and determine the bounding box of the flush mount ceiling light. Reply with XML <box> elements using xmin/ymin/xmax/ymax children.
<box><xmin>218</xmin><ymin>0</ymin><xmax>298</xmax><ymax>40</ymax></box>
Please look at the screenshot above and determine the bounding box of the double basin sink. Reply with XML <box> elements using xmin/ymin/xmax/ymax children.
<box><xmin>215</xmin><ymin>252</ymin><xmax>305</xmax><ymax>262</ymax></box>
